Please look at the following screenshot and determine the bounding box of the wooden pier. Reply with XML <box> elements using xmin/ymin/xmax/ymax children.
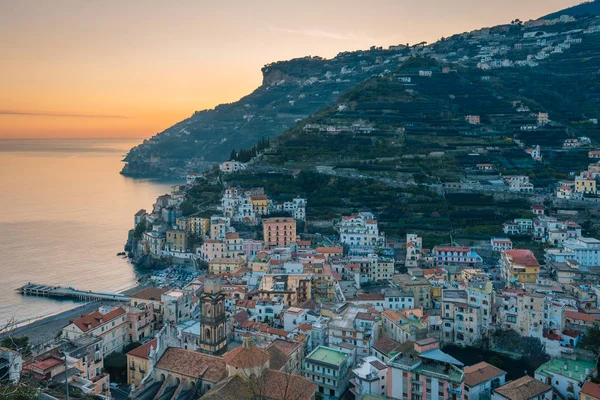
<box><xmin>16</xmin><ymin>282</ymin><xmax>130</xmax><ymax>302</ymax></box>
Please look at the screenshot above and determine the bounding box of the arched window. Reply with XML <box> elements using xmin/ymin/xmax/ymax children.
<box><xmin>206</xmin><ymin>304</ymin><xmax>211</xmax><ymax>316</ymax></box>
<box><xmin>205</xmin><ymin>328</ymin><xmax>211</xmax><ymax>340</ymax></box>
<box><xmin>218</xmin><ymin>326</ymin><xmax>223</xmax><ymax>339</ymax></box>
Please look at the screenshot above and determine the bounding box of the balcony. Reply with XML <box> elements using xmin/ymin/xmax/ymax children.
<box><xmin>448</xmin><ymin>386</ymin><xmax>462</xmax><ymax>395</ymax></box>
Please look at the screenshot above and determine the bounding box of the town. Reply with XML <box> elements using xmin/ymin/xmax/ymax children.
<box><xmin>4</xmin><ymin>151</ymin><xmax>600</xmax><ymax>400</ymax></box>
<box><xmin>3</xmin><ymin>5</ymin><xmax>600</xmax><ymax>400</ymax></box>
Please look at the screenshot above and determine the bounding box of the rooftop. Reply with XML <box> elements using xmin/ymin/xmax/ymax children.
<box><xmin>464</xmin><ymin>362</ymin><xmax>506</xmax><ymax>387</ymax></box>
<box><xmin>127</xmin><ymin>339</ymin><xmax>158</xmax><ymax>360</ymax></box>
<box><xmin>306</xmin><ymin>346</ymin><xmax>349</xmax><ymax>367</ymax></box>
<box><xmin>535</xmin><ymin>358</ymin><xmax>596</xmax><ymax>382</ymax></box>
<box><xmin>494</xmin><ymin>376</ymin><xmax>552</xmax><ymax>400</ymax></box>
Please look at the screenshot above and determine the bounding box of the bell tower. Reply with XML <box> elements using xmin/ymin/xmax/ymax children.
<box><xmin>199</xmin><ymin>275</ymin><xmax>227</xmax><ymax>355</ymax></box>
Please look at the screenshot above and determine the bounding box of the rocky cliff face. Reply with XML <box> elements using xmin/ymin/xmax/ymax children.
<box><xmin>121</xmin><ymin>51</ymin><xmax>404</xmax><ymax>178</ymax></box>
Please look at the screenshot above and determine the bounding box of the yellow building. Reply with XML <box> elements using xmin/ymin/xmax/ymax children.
<box><xmin>502</xmin><ymin>249</ymin><xmax>540</xmax><ymax>283</ymax></box>
<box><xmin>187</xmin><ymin>216</ymin><xmax>210</xmax><ymax>236</ymax></box>
<box><xmin>249</xmin><ymin>195</ymin><xmax>269</xmax><ymax>215</ymax></box>
<box><xmin>259</xmin><ymin>274</ymin><xmax>312</xmax><ymax>306</ymax></box>
<box><xmin>166</xmin><ymin>229</ymin><xmax>188</xmax><ymax>252</ymax></box>
<box><xmin>208</xmin><ymin>258</ymin><xmax>245</xmax><ymax>275</ymax></box>
<box><xmin>126</xmin><ymin>339</ymin><xmax>157</xmax><ymax>388</ymax></box>
<box><xmin>580</xmin><ymin>382</ymin><xmax>600</xmax><ymax>400</ymax></box>
<box><xmin>249</xmin><ymin>255</ymin><xmax>270</xmax><ymax>274</ymax></box>
<box><xmin>575</xmin><ymin>177</ymin><xmax>597</xmax><ymax>194</ymax></box>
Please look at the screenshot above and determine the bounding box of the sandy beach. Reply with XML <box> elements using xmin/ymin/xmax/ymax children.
<box><xmin>4</xmin><ymin>283</ymin><xmax>147</xmax><ymax>346</ymax></box>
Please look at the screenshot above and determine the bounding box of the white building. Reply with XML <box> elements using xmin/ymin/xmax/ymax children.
<box><xmin>562</xmin><ymin>237</ymin><xmax>600</xmax><ymax>267</ymax></box>
<box><xmin>219</xmin><ymin>161</ymin><xmax>247</xmax><ymax>174</ymax></box>
<box><xmin>338</xmin><ymin>212</ymin><xmax>386</xmax><ymax>249</ymax></box>
<box><xmin>350</xmin><ymin>356</ymin><xmax>388</xmax><ymax>398</ymax></box>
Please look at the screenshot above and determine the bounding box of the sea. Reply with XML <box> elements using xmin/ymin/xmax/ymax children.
<box><xmin>0</xmin><ymin>138</ymin><xmax>176</xmax><ymax>326</ymax></box>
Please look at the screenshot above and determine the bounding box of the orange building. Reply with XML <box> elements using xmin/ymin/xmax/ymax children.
<box><xmin>263</xmin><ymin>217</ymin><xmax>296</xmax><ymax>249</ymax></box>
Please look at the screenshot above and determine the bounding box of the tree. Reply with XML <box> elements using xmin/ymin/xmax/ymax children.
<box><xmin>580</xmin><ymin>326</ymin><xmax>600</xmax><ymax>355</ymax></box>
<box><xmin>180</xmin><ymin>201</ymin><xmax>196</xmax><ymax>217</ymax></box>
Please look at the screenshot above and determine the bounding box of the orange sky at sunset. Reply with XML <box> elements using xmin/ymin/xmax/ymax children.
<box><xmin>0</xmin><ymin>0</ymin><xmax>580</xmax><ymax>139</ymax></box>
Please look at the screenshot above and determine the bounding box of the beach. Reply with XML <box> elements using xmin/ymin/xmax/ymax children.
<box><xmin>4</xmin><ymin>283</ymin><xmax>148</xmax><ymax>346</ymax></box>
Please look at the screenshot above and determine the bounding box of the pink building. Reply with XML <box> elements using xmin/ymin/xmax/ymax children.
<box><xmin>242</xmin><ymin>239</ymin><xmax>263</xmax><ymax>258</ymax></box>
<box><xmin>388</xmin><ymin>343</ymin><xmax>465</xmax><ymax>400</ymax></box>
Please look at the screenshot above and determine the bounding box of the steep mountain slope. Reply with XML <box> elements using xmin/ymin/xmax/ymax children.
<box><xmin>121</xmin><ymin>49</ymin><xmax>411</xmax><ymax>177</ymax></box>
<box><xmin>544</xmin><ymin>0</ymin><xmax>600</xmax><ymax>19</ymax></box>
<box><xmin>122</xmin><ymin>3</ymin><xmax>600</xmax><ymax>178</ymax></box>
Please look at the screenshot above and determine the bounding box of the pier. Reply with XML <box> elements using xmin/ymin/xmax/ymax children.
<box><xmin>16</xmin><ymin>283</ymin><xmax>130</xmax><ymax>302</ymax></box>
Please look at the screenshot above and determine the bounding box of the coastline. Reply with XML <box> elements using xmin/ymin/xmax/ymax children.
<box><xmin>4</xmin><ymin>283</ymin><xmax>148</xmax><ymax>346</ymax></box>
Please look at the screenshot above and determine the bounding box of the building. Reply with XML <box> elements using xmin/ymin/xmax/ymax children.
<box><xmin>491</xmin><ymin>238</ymin><xmax>513</xmax><ymax>252</ymax></box>
<box><xmin>129</xmin><ymin>287</ymin><xmax>168</xmax><ymax>326</ymax></box>
<box><xmin>433</xmin><ymin>246</ymin><xmax>483</xmax><ymax>268</ymax></box>
<box><xmin>126</xmin><ymin>338</ymin><xmax>157</xmax><ymax>388</ymax></box>
<box><xmin>575</xmin><ymin>178</ymin><xmax>597</xmax><ymax>195</ymax></box>
<box><xmin>258</xmin><ymin>274</ymin><xmax>312</xmax><ymax>306</ymax></box>
<box><xmin>208</xmin><ymin>258</ymin><xmax>245</xmax><ymax>275</ymax></box>
<box><xmin>466</xmin><ymin>115</ymin><xmax>481</xmax><ymax>124</ymax></box>
<box><xmin>152</xmin><ymin>347</ymin><xmax>227</xmax><ymax>396</ymax></box>
<box><xmin>393</xmin><ymin>274</ymin><xmax>432</xmax><ymax>308</ymax></box>
<box><xmin>387</xmin><ymin>345</ymin><xmax>465</xmax><ymax>400</ymax></box>
<box><xmin>535</xmin><ymin>358</ymin><xmax>597</xmax><ymax>400</ymax></box>
<box><xmin>464</xmin><ymin>362</ymin><xmax>506</xmax><ymax>400</ymax></box>
<box><xmin>263</xmin><ymin>218</ymin><xmax>297</xmax><ymax>249</ymax></box>
<box><xmin>562</xmin><ymin>237</ymin><xmax>600</xmax><ymax>267</ymax></box>
<box><xmin>0</xmin><ymin>347</ymin><xmax>22</xmax><ymax>384</ymax></box>
<box><xmin>492</xmin><ymin>376</ymin><xmax>552</xmax><ymax>400</ymax></box>
<box><xmin>165</xmin><ymin>229</ymin><xmax>187</xmax><ymax>253</ymax></box>
<box><xmin>62</xmin><ymin>306</ymin><xmax>128</xmax><ymax>356</ymax></box>
<box><xmin>199</xmin><ymin>275</ymin><xmax>227</xmax><ymax>355</ymax></box>
<box><xmin>187</xmin><ymin>216</ymin><xmax>210</xmax><ymax>236</ymax></box>
<box><xmin>219</xmin><ymin>160</ymin><xmax>247</xmax><ymax>173</ymax></box>
<box><xmin>441</xmin><ymin>283</ymin><xmax>492</xmax><ymax>346</ymax></box>
<box><xmin>502</xmin><ymin>249</ymin><xmax>540</xmax><ymax>284</ymax></box>
<box><xmin>581</xmin><ymin>382</ymin><xmax>600</xmax><ymax>400</ymax></box>
<box><xmin>328</xmin><ymin>306</ymin><xmax>378</xmax><ymax>362</ymax></box>
<box><xmin>303</xmin><ymin>346</ymin><xmax>352</xmax><ymax>400</ymax></box>
<box><xmin>161</xmin><ymin>289</ymin><xmax>193</xmax><ymax>324</ymax></box>
<box><xmin>338</xmin><ymin>212</ymin><xmax>385</xmax><ymax>250</ymax></box>
<box><xmin>350</xmin><ymin>356</ymin><xmax>388</xmax><ymax>398</ymax></box>
<box><xmin>406</xmin><ymin>234</ymin><xmax>423</xmax><ymax>268</ymax></box>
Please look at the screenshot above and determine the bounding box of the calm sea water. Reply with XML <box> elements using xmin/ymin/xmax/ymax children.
<box><xmin>0</xmin><ymin>139</ymin><xmax>175</xmax><ymax>325</ymax></box>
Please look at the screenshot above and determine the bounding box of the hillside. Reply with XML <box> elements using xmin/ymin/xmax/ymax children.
<box><xmin>544</xmin><ymin>1</ymin><xmax>600</xmax><ymax>19</ymax></box>
<box><xmin>122</xmin><ymin>3</ymin><xmax>600</xmax><ymax>178</ymax></box>
<box><xmin>120</xmin><ymin>49</ymin><xmax>412</xmax><ymax>177</ymax></box>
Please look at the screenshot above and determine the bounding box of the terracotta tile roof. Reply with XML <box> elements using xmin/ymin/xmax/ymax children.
<box><xmin>70</xmin><ymin>307</ymin><xmax>125</xmax><ymax>333</ymax></box>
<box><xmin>372</xmin><ymin>336</ymin><xmax>404</xmax><ymax>356</ymax></box>
<box><xmin>493</xmin><ymin>376</ymin><xmax>552</xmax><ymax>400</ymax></box>
<box><xmin>130</xmin><ymin>287</ymin><xmax>169</xmax><ymax>301</ymax></box>
<box><xmin>316</xmin><ymin>247</ymin><xmax>343</xmax><ymax>254</ymax></box>
<box><xmin>566</xmin><ymin>311</ymin><xmax>600</xmax><ymax>323</ymax></box>
<box><xmin>434</xmin><ymin>246</ymin><xmax>471</xmax><ymax>252</ymax></box>
<box><xmin>225</xmin><ymin>232</ymin><xmax>240</xmax><ymax>239</ymax></box>
<box><xmin>237</xmin><ymin>299</ymin><xmax>256</xmax><ymax>309</ymax></box>
<box><xmin>581</xmin><ymin>382</ymin><xmax>600</xmax><ymax>399</ymax></box>
<box><xmin>504</xmin><ymin>249</ymin><xmax>539</xmax><ymax>267</ymax></box>
<box><xmin>369</xmin><ymin>360</ymin><xmax>387</xmax><ymax>370</ymax></box>
<box><xmin>381</xmin><ymin>309</ymin><xmax>403</xmax><ymax>323</ymax></box>
<box><xmin>356</xmin><ymin>312</ymin><xmax>376</xmax><ymax>321</ymax></box>
<box><xmin>222</xmin><ymin>345</ymin><xmax>270</xmax><ymax>369</ymax></box>
<box><xmin>232</xmin><ymin>310</ymin><xmax>250</xmax><ymax>324</ymax></box>
<box><xmin>356</xmin><ymin>292</ymin><xmax>384</xmax><ymax>300</ymax></box>
<box><xmin>267</xmin><ymin>339</ymin><xmax>301</xmax><ymax>357</ymax></box>
<box><xmin>464</xmin><ymin>362</ymin><xmax>506</xmax><ymax>387</ymax></box>
<box><xmin>155</xmin><ymin>348</ymin><xmax>226</xmax><ymax>382</ymax></box>
<box><xmin>266</xmin><ymin>345</ymin><xmax>288</xmax><ymax>371</ymax></box>
<box><xmin>295</xmin><ymin>323</ymin><xmax>313</xmax><ymax>332</ymax></box>
<box><xmin>126</xmin><ymin>339</ymin><xmax>157</xmax><ymax>360</ymax></box>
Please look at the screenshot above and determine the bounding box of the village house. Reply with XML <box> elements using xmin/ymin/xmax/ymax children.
<box><xmin>502</xmin><ymin>249</ymin><xmax>541</xmax><ymax>284</ymax></box>
<box><xmin>493</xmin><ymin>376</ymin><xmax>553</xmax><ymax>400</ymax></box>
<box><xmin>62</xmin><ymin>306</ymin><xmax>128</xmax><ymax>356</ymax></box>
<box><xmin>464</xmin><ymin>362</ymin><xmax>506</xmax><ymax>400</ymax></box>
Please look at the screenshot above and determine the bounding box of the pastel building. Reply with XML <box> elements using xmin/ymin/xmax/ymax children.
<box><xmin>387</xmin><ymin>346</ymin><xmax>465</xmax><ymax>400</ymax></box>
<box><xmin>263</xmin><ymin>217</ymin><xmax>297</xmax><ymax>249</ymax></box>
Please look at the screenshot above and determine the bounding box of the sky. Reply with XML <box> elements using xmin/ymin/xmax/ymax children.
<box><xmin>0</xmin><ymin>0</ymin><xmax>580</xmax><ymax>139</ymax></box>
